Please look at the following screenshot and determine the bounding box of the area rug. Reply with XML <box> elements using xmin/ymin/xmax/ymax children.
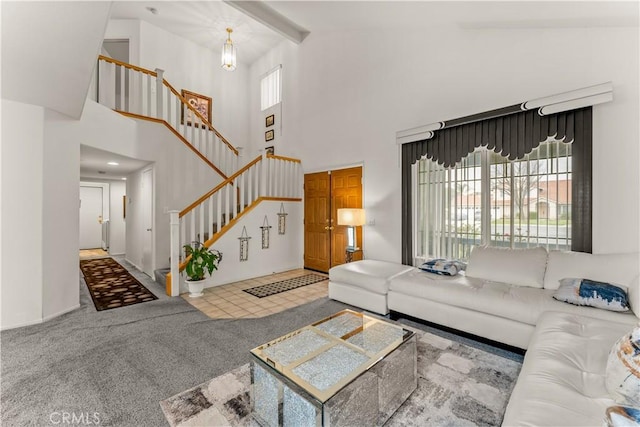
<box><xmin>79</xmin><ymin>257</ymin><xmax>158</xmax><ymax>311</ymax></box>
<box><xmin>160</xmin><ymin>329</ymin><xmax>522</xmax><ymax>426</ymax></box>
<box><xmin>242</xmin><ymin>273</ymin><xmax>327</xmax><ymax>298</ymax></box>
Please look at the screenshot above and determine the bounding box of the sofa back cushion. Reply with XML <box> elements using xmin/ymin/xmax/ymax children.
<box><xmin>544</xmin><ymin>251</ymin><xmax>639</xmax><ymax>290</ymax></box>
<box><xmin>466</xmin><ymin>246</ymin><xmax>548</xmax><ymax>288</ymax></box>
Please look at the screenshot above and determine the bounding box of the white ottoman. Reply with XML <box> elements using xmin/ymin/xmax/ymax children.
<box><xmin>328</xmin><ymin>260</ymin><xmax>415</xmax><ymax>315</ymax></box>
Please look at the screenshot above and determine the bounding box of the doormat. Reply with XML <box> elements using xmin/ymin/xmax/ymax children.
<box><xmin>79</xmin><ymin>257</ymin><xmax>158</xmax><ymax>311</ymax></box>
<box><xmin>242</xmin><ymin>274</ymin><xmax>327</xmax><ymax>298</ymax></box>
<box><xmin>160</xmin><ymin>329</ymin><xmax>522</xmax><ymax>426</ymax></box>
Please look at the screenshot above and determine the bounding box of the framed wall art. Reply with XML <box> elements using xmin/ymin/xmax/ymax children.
<box><xmin>265</xmin><ymin>114</ymin><xmax>275</xmax><ymax>127</ymax></box>
<box><xmin>181</xmin><ymin>89</ymin><xmax>212</xmax><ymax>128</ymax></box>
<box><xmin>265</xmin><ymin>146</ymin><xmax>274</xmax><ymax>155</ymax></box>
<box><xmin>265</xmin><ymin>129</ymin><xmax>274</xmax><ymax>142</ymax></box>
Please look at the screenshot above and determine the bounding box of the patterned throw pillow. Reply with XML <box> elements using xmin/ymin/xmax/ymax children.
<box><xmin>420</xmin><ymin>259</ymin><xmax>465</xmax><ymax>276</ymax></box>
<box><xmin>553</xmin><ymin>278</ymin><xmax>630</xmax><ymax>312</ymax></box>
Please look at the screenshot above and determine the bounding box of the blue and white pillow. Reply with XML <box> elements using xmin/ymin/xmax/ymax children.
<box><xmin>420</xmin><ymin>259</ymin><xmax>465</xmax><ymax>276</ymax></box>
<box><xmin>553</xmin><ymin>278</ymin><xmax>630</xmax><ymax>312</ymax></box>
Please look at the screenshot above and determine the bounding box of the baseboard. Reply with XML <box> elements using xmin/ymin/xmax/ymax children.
<box><xmin>0</xmin><ymin>317</ymin><xmax>44</xmax><ymax>331</ymax></box>
<box><xmin>109</xmin><ymin>252</ymin><xmax>125</xmax><ymax>256</ymax></box>
<box><xmin>124</xmin><ymin>257</ymin><xmax>144</xmax><ymax>272</ymax></box>
<box><xmin>42</xmin><ymin>304</ymin><xmax>81</xmax><ymax>323</ymax></box>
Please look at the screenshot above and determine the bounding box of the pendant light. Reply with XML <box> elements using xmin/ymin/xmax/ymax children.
<box><xmin>221</xmin><ymin>28</ymin><xmax>237</xmax><ymax>71</ymax></box>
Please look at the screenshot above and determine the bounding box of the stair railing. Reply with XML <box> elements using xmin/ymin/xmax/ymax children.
<box><xmin>96</xmin><ymin>55</ymin><xmax>238</xmax><ymax>177</ymax></box>
<box><xmin>167</xmin><ymin>153</ymin><xmax>302</xmax><ymax>295</ymax></box>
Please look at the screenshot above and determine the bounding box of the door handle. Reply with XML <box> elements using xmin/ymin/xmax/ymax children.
<box><xmin>146</xmin><ymin>228</ymin><xmax>152</xmax><ymax>231</ymax></box>
<box><xmin>324</xmin><ymin>226</ymin><xmax>334</xmax><ymax>231</ymax></box>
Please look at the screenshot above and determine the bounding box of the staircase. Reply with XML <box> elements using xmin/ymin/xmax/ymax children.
<box><xmin>96</xmin><ymin>56</ymin><xmax>303</xmax><ymax>296</ymax></box>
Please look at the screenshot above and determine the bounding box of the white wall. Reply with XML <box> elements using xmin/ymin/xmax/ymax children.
<box><xmin>178</xmin><ymin>200</ymin><xmax>303</xmax><ymax>292</ymax></box>
<box><xmin>135</xmin><ymin>20</ymin><xmax>251</xmax><ymax>153</ymax></box>
<box><xmin>43</xmin><ymin>114</ymin><xmax>80</xmax><ymax>321</ymax></box>
<box><xmin>108</xmin><ymin>180</ymin><xmax>127</xmax><ymax>255</ymax></box>
<box><xmin>1</xmin><ymin>100</ymin><xmax>45</xmax><ymax>329</ymax></box>
<box><xmin>250</xmin><ymin>25</ymin><xmax>640</xmax><ymax>260</ymax></box>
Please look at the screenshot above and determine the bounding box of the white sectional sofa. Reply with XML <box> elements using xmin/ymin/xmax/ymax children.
<box><xmin>328</xmin><ymin>247</ymin><xmax>640</xmax><ymax>426</ymax></box>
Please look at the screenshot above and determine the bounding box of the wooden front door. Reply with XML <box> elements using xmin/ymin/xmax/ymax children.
<box><xmin>304</xmin><ymin>172</ymin><xmax>331</xmax><ymax>272</ymax></box>
<box><xmin>330</xmin><ymin>167</ymin><xmax>363</xmax><ymax>266</ymax></box>
<box><xmin>304</xmin><ymin>166</ymin><xmax>363</xmax><ymax>272</ymax></box>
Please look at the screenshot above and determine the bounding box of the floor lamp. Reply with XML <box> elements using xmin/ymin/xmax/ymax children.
<box><xmin>337</xmin><ymin>208</ymin><xmax>366</xmax><ymax>251</ymax></box>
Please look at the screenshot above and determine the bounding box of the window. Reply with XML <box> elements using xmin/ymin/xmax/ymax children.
<box><xmin>260</xmin><ymin>66</ymin><xmax>281</xmax><ymax>111</ymax></box>
<box><xmin>416</xmin><ymin>138</ymin><xmax>571</xmax><ymax>261</ymax></box>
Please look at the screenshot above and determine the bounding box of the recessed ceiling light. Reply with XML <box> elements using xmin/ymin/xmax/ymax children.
<box><xmin>121</xmin><ymin>177</ymin><xmax>127</xmax><ymax>181</ymax></box>
<box><xmin>107</xmin><ymin>161</ymin><xmax>119</xmax><ymax>166</ymax></box>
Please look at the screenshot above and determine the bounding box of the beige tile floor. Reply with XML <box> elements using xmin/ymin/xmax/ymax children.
<box><xmin>182</xmin><ymin>269</ymin><xmax>329</xmax><ymax>319</ymax></box>
<box><xmin>79</xmin><ymin>248</ymin><xmax>109</xmax><ymax>259</ymax></box>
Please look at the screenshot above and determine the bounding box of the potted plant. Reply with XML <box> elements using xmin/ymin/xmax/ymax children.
<box><xmin>183</xmin><ymin>241</ymin><xmax>222</xmax><ymax>297</ymax></box>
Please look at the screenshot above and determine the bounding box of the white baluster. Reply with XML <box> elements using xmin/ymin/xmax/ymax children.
<box><xmin>180</xmin><ymin>216</ymin><xmax>186</xmax><ymax>255</ymax></box>
<box><xmin>198</xmin><ymin>204</ymin><xmax>205</xmax><ymax>244</ymax></box>
<box><xmin>169</xmin><ymin>211</ymin><xmax>180</xmax><ymax>297</ymax></box>
<box><xmin>166</xmin><ymin>85</ymin><xmax>171</xmax><ymax>125</ymax></box>
<box><xmin>145</xmin><ymin>74</ymin><xmax>151</xmax><ymax>116</ymax></box>
<box><xmin>239</xmin><ymin>172</ymin><xmax>245</xmax><ymax>213</ymax></box>
<box><xmin>216</xmin><ymin>191</ymin><xmax>222</xmax><ymax>234</ymax></box>
<box><xmin>155</xmin><ymin>68</ymin><xmax>164</xmax><ymax>120</ymax></box>
<box><xmin>189</xmin><ymin>211</ymin><xmax>196</xmax><ymax>246</ymax></box>
<box><xmin>208</xmin><ymin>195</ymin><xmax>214</xmax><ymax>239</ymax></box>
<box><xmin>118</xmin><ymin>65</ymin><xmax>125</xmax><ymax>110</ymax></box>
<box><xmin>247</xmin><ymin>168</ymin><xmax>253</xmax><ymax>204</ymax></box>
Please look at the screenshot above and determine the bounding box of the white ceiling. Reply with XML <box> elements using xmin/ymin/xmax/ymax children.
<box><xmin>109</xmin><ymin>1</ymin><xmax>290</xmax><ymax>66</ymax></box>
<box><xmin>80</xmin><ymin>145</ymin><xmax>151</xmax><ymax>180</ymax></box>
<box><xmin>108</xmin><ymin>1</ymin><xmax>638</xmax><ymax>69</ymax></box>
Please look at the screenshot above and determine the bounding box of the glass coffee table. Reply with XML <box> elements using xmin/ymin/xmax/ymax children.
<box><xmin>250</xmin><ymin>309</ymin><xmax>417</xmax><ymax>426</ymax></box>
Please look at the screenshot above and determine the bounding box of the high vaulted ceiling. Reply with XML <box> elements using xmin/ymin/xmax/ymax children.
<box><xmin>108</xmin><ymin>1</ymin><xmax>639</xmax><ymax>69</ymax></box>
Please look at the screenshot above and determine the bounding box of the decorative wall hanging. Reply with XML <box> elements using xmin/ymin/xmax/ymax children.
<box><xmin>277</xmin><ymin>203</ymin><xmax>288</xmax><ymax>235</ymax></box>
<box><xmin>260</xmin><ymin>216</ymin><xmax>272</xmax><ymax>249</ymax></box>
<box><xmin>239</xmin><ymin>226</ymin><xmax>251</xmax><ymax>261</ymax></box>
<box><xmin>265</xmin><ymin>146</ymin><xmax>274</xmax><ymax>156</ymax></box>
<box><xmin>266</xmin><ymin>114</ymin><xmax>275</xmax><ymax>127</ymax></box>
<box><xmin>181</xmin><ymin>89</ymin><xmax>212</xmax><ymax>128</ymax></box>
<box><xmin>265</xmin><ymin>129</ymin><xmax>274</xmax><ymax>142</ymax></box>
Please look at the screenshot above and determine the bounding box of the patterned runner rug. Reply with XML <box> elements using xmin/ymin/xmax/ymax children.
<box><xmin>242</xmin><ymin>273</ymin><xmax>327</xmax><ymax>298</ymax></box>
<box><xmin>160</xmin><ymin>328</ymin><xmax>522</xmax><ymax>426</ymax></box>
<box><xmin>79</xmin><ymin>258</ymin><xmax>158</xmax><ymax>311</ymax></box>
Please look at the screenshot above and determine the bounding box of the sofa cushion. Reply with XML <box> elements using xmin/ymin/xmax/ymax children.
<box><xmin>554</xmin><ymin>278</ymin><xmax>630</xmax><ymax>312</ymax></box>
<box><xmin>328</xmin><ymin>260</ymin><xmax>414</xmax><ymax>295</ymax></box>
<box><xmin>465</xmin><ymin>245</ymin><xmax>547</xmax><ymax>288</ymax></box>
<box><xmin>543</xmin><ymin>251</ymin><xmax>640</xmax><ymax>291</ymax></box>
<box><xmin>503</xmin><ymin>311</ymin><xmax>635</xmax><ymax>427</ymax></box>
<box><xmin>389</xmin><ymin>269</ymin><xmax>638</xmax><ymax>326</ymax></box>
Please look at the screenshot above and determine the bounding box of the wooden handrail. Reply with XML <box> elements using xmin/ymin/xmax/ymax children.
<box><xmin>266</xmin><ymin>153</ymin><xmax>302</xmax><ymax>163</ymax></box>
<box><xmin>179</xmin><ymin>155</ymin><xmax>263</xmax><ymax>217</ymax></box>
<box><xmin>162</xmin><ymin>80</ymin><xmax>238</xmax><ymax>155</ymax></box>
<box><xmin>98</xmin><ymin>55</ymin><xmax>238</xmax><ymax>155</ymax></box>
<box><xmin>174</xmin><ymin>195</ymin><xmax>303</xmax><ymax>274</ymax></box>
<box><xmin>115</xmin><ymin>110</ymin><xmax>227</xmax><ymax>179</ymax></box>
<box><xmin>98</xmin><ymin>55</ymin><xmax>157</xmax><ymax>77</ymax></box>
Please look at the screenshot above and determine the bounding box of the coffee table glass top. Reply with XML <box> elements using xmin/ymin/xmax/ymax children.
<box><xmin>250</xmin><ymin>309</ymin><xmax>413</xmax><ymax>402</ymax></box>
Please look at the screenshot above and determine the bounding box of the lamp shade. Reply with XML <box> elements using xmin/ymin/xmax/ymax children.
<box><xmin>337</xmin><ymin>209</ymin><xmax>366</xmax><ymax>226</ymax></box>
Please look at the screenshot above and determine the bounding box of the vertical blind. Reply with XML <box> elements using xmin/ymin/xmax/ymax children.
<box><xmin>402</xmin><ymin>107</ymin><xmax>592</xmax><ymax>265</ymax></box>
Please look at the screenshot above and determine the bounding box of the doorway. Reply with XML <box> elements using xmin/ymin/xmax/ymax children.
<box><xmin>304</xmin><ymin>166</ymin><xmax>363</xmax><ymax>272</ymax></box>
<box><xmin>141</xmin><ymin>168</ymin><xmax>154</xmax><ymax>277</ymax></box>
<box><xmin>79</xmin><ymin>186</ymin><xmax>103</xmax><ymax>249</ymax></box>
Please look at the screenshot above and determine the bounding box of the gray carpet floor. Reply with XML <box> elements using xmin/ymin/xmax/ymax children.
<box><xmin>1</xmin><ymin>258</ymin><xmax>523</xmax><ymax>426</ymax></box>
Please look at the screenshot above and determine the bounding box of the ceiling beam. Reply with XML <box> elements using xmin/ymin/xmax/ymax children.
<box><xmin>223</xmin><ymin>1</ymin><xmax>309</xmax><ymax>44</ymax></box>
